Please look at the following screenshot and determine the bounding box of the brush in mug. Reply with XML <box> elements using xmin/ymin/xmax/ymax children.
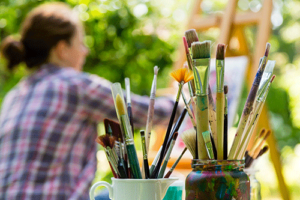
<box><xmin>140</xmin><ymin>130</ymin><xmax>150</xmax><ymax>179</ymax></box>
<box><xmin>149</xmin><ymin>107</ymin><xmax>187</xmax><ymax>176</ymax></box>
<box><xmin>104</xmin><ymin>118</ymin><xmax>131</xmax><ymax>178</ymax></box>
<box><xmin>164</xmin><ymin>147</ymin><xmax>187</xmax><ymax>178</ymax></box>
<box><xmin>111</xmin><ymin>83</ymin><xmax>142</xmax><ymax>179</ymax></box>
<box><xmin>142</xmin><ymin>66</ymin><xmax>159</xmax><ymax>178</ymax></box>
<box><xmin>125</xmin><ymin>78</ymin><xmax>134</xmax><ymax>135</ymax></box>
<box><xmin>158</xmin><ymin>132</ymin><xmax>179</xmax><ymax>178</ymax></box>
<box><xmin>96</xmin><ymin>135</ymin><xmax>120</xmax><ymax>178</ymax></box>
<box><xmin>151</xmin><ymin>67</ymin><xmax>193</xmax><ymax>178</ymax></box>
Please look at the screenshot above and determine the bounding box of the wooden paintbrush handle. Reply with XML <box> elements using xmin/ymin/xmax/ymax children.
<box><xmin>216</xmin><ymin>92</ymin><xmax>224</xmax><ymax>160</ymax></box>
<box><xmin>196</xmin><ymin>95</ymin><xmax>209</xmax><ymax>159</ymax></box>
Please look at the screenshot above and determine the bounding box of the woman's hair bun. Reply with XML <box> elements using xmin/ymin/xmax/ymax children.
<box><xmin>0</xmin><ymin>36</ymin><xmax>25</xmax><ymax>70</ymax></box>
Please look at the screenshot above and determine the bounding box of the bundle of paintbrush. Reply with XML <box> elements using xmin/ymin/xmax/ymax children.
<box><xmin>95</xmin><ymin>67</ymin><xmax>189</xmax><ymax>179</ymax></box>
<box><xmin>180</xmin><ymin>29</ymin><xmax>276</xmax><ymax>161</ymax></box>
<box><xmin>244</xmin><ymin>129</ymin><xmax>271</xmax><ymax>168</ymax></box>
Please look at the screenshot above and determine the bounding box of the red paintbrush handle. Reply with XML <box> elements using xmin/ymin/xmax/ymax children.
<box><xmin>164</xmin><ymin>170</ymin><xmax>172</xmax><ymax>178</ymax></box>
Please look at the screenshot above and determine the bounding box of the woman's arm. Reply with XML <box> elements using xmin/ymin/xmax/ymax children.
<box><xmin>82</xmin><ymin>74</ymin><xmax>176</xmax><ymax>128</ymax></box>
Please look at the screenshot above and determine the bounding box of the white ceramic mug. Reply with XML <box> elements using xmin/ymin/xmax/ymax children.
<box><xmin>89</xmin><ymin>178</ymin><xmax>178</xmax><ymax>200</ymax></box>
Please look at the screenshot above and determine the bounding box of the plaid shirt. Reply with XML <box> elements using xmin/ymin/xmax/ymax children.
<box><xmin>0</xmin><ymin>63</ymin><xmax>174</xmax><ymax>200</ymax></box>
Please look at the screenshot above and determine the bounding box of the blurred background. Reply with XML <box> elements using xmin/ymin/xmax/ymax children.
<box><xmin>0</xmin><ymin>0</ymin><xmax>299</xmax><ymax>199</ymax></box>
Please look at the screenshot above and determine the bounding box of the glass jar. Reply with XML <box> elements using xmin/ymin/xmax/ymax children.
<box><xmin>185</xmin><ymin>160</ymin><xmax>250</xmax><ymax>200</ymax></box>
<box><xmin>244</xmin><ymin>169</ymin><xmax>261</xmax><ymax>200</ymax></box>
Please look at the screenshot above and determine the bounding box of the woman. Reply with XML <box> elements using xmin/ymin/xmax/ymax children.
<box><xmin>0</xmin><ymin>3</ymin><xmax>175</xmax><ymax>199</ymax></box>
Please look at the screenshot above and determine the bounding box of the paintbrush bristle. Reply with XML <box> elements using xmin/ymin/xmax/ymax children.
<box><xmin>259</xmin><ymin>129</ymin><xmax>266</xmax><ymax>138</ymax></box>
<box><xmin>180</xmin><ymin>128</ymin><xmax>197</xmax><ymax>158</ymax></box>
<box><xmin>106</xmin><ymin>119</ymin><xmax>123</xmax><ymax>142</ymax></box>
<box><xmin>95</xmin><ymin>136</ymin><xmax>105</xmax><ymax>147</ymax></box>
<box><xmin>216</xmin><ymin>44</ymin><xmax>225</xmax><ymax>60</ymax></box>
<box><xmin>109</xmin><ymin>135</ymin><xmax>117</xmax><ymax>149</ymax></box>
<box><xmin>97</xmin><ymin>135</ymin><xmax>112</xmax><ymax>148</ymax></box>
<box><xmin>224</xmin><ymin>85</ymin><xmax>228</xmax><ymax>94</ymax></box>
<box><xmin>264</xmin><ymin>130</ymin><xmax>271</xmax><ymax>139</ymax></box>
<box><xmin>191</xmin><ymin>41</ymin><xmax>211</xmax><ymax>59</ymax></box>
<box><xmin>183</xmin><ymin>37</ymin><xmax>189</xmax><ymax>54</ymax></box>
<box><xmin>265</xmin><ymin>60</ymin><xmax>275</xmax><ymax>74</ymax></box>
<box><xmin>184</xmin><ymin>29</ymin><xmax>199</xmax><ymax>48</ymax></box>
<box><xmin>172</xmin><ymin>132</ymin><xmax>178</xmax><ymax>140</ymax></box>
<box><xmin>202</xmin><ymin>131</ymin><xmax>211</xmax><ymax>143</ymax></box>
<box><xmin>154</xmin><ymin>66</ymin><xmax>159</xmax><ymax>75</ymax></box>
<box><xmin>116</xmin><ymin>94</ymin><xmax>126</xmax><ymax>116</ymax></box>
<box><xmin>258</xmin><ymin>146</ymin><xmax>269</xmax><ymax>157</ymax></box>
<box><xmin>265</xmin><ymin>43</ymin><xmax>271</xmax><ymax>57</ymax></box>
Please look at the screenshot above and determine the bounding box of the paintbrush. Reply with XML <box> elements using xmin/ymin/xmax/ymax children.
<box><xmin>164</xmin><ymin>147</ymin><xmax>187</xmax><ymax>178</ymax></box>
<box><xmin>191</xmin><ymin>41</ymin><xmax>211</xmax><ymax>159</ymax></box>
<box><xmin>256</xmin><ymin>145</ymin><xmax>269</xmax><ymax>159</ymax></box>
<box><xmin>181</xmin><ymin>128</ymin><xmax>197</xmax><ymax>158</ymax></box>
<box><xmin>216</xmin><ymin>44</ymin><xmax>226</xmax><ymax>160</ymax></box>
<box><xmin>149</xmin><ymin>147</ymin><xmax>162</xmax><ymax>176</ymax></box>
<box><xmin>125</xmin><ymin>78</ymin><xmax>134</xmax><ymax>135</ymax></box>
<box><xmin>96</xmin><ymin>135</ymin><xmax>120</xmax><ymax>178</ymax></box>
<box><xmin>224</xmin><ymin>85</ymin><xmax>228</xmax><ymax>160</ymax></box>
<box><xmin>151</xmin><ymin>68</ymin><xmax>193</xmax><ymax>178</ymax></box>
<box><xmin>253</xmin><ymin>131</ymin><xmax>271</xmax><ymax>158</ymax></box>
<box><xmin>245</xmin><ymin>146</ymin><xmax>269</xmax><ymax>168</ymax></box>
<box><xmin>143</xmin><ymin>66</ymin><xmax>159</xmax><ymax>179</ymax></box>
<box><xmin>181</xmin><ymin>92</ymin><xmax>196</xmax><ymax>128</ymax></box>
<box><xmin>140</xmin><ymin>130</ymin><xmax>150</xmax><ymax>179</ymax></box>
<box><xmin>145</xmin><ymin>66</ymin><xmax>159</xmax><ymax>153</ymax></box>
<box><xmin>184</xmin><ymin>29</ymin><xmax>200</xmax><ymax>97</ymax></box>
<box><xmin>158</xmin><ymin>132</ymin><xmax>178</xmax><ymax>178</ymax></box>
<box><xmin>104</xmin><ymin>119</ymin><xmax>123</xmax><ymax>142</ymax></box>
<box><xmin>115</xmin><ymin>94</ymin><xmax>141</xmax><ymax>178</ymax></box>
<box><xmin>208</xmin><ymin>85</ymin><xmax>217</xmax><ymax>156</ymax></box>
<box><xmin>149</xmin><ymin>108</ymin><xmax>186</xmax><ymax>174</ymax></box>
<box><xmin>148</xmin><ymin>107</ymin><xmax>186</xmax><ymax>178</ymax></box>
<box><xmin>117</xmin><ymin>138</ymin><xmax>128</xmax><ymax>178</ymax></box>
<box><xmin>228</xmin><ymin>43</ymin><xmax>271</xmax><ymax>160</ymax></box>
<box><xmin>111</xmin><ymin>83</ymin><xmax>142</xmax><ymax>179</ymax></box>
<box><xmin>183</xmin><ymin>36</ymin><xmax>196</xmax><ymax>95</ymax></box>
<box><xmin>202</xmin><ymin>131</ymin><xmax>215</xmax><ymax>159</ymax></box>
<box><xmin>165</xmin><ymin>108</ymin><xmax>187</xmax><ymax>157</ymax></box>
<box><xmin>245</xmin><ymin>129</ymin><xmax>266</xmax><ymax>164</ymax></box>
<box><xmin>237</xmin><ymin>75</ymin><xmax>275</xmax><ymax>159</ymax></box>
<box><xmin>246</xmin><ymin>131</ymin><xmax>270</xmax><ymax>168</ymax></box>
<box><xmin>105</xmin><ymin>115</ymin><xmax>130</xmax><ymax>178</ymax></box>
<box><xmin>185</xmin><ymin>29</ymin><xmax>199</xmax><ymax>50</ymax></box>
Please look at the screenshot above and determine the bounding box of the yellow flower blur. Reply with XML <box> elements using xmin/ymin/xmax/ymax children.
<box><xmin>170</xmin><ymin>68</ymin><xmax>194</xmax><ymax>84</ymax></box>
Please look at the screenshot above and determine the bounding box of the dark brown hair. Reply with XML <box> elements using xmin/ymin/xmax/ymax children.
<box><xmin>0</xmin><ymin>3</ymin><xmax>79</xmax><ymax>70</ymax></box>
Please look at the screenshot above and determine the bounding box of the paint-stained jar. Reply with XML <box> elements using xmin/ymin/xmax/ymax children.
<box><xmin>185</xmin><ymin>160</ymin><xmax>250</xmax><ymax>200</ymax></box>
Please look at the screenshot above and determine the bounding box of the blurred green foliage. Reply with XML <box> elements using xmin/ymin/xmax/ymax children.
<box><xmin>1</xmin><ymin>0</ymin><xmax>300</xmax><ymax>150</ymax></box>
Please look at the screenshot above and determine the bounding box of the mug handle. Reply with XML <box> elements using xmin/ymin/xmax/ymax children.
<box><xmin>89</xmin><ymin>181</ymin><xmax>113</xmax><ymax>200</ymax></box>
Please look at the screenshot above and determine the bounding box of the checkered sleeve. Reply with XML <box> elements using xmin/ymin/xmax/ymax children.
<box><xmin>82</xmin><ymin>75</ymin><xmax>118</xmax><ymax>123</ymax></box>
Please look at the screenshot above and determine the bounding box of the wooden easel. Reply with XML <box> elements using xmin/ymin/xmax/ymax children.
<box><xmin>171</xmin><ymin>0</ymin><xmax>290</xmax><ymax>199</ymax></box>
